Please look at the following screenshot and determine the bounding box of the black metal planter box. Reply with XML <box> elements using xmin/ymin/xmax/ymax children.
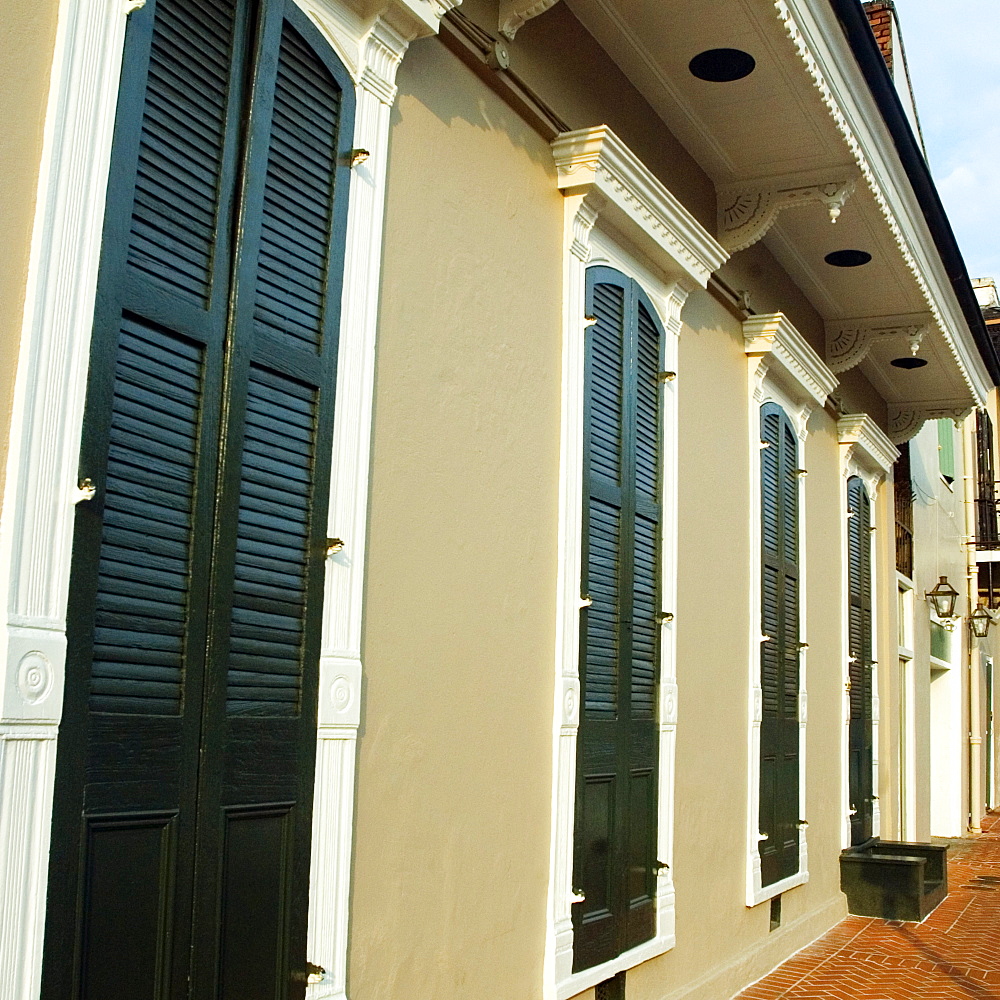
<box><xmin>840</xmin><ymin>840</ymin><xmax>948</xmax><ymax>921</ymax></box>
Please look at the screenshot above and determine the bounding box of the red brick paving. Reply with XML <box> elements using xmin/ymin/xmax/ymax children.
<box><xmin>735</xmin><ymin>813</ymin><xmax>1000</xmax><ymax>999</ymax></box>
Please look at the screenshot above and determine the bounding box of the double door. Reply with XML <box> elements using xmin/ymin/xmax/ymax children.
<box><xmin>41</xmin><ymin>0</ymin><xmax>354</xmax><ymax>995</ymax></box>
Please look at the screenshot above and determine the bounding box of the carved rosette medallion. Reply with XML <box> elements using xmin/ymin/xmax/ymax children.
<box><xmin>17</xmin><ymin>651</ymin><xmax>53</xmax><ymax>705</ymax></box>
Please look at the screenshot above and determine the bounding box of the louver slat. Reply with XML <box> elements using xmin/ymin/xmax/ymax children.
<box><xmin>635</xmin><ymin>302</ymin><xmax>660</xmax><ymax>499</ymax></box>
<box><xmin>128</xmin><ymin>0</ymin><xmax>235</xmax><ymax>302</ymax></box>
<box><xmin>576</xmin><ymin>270</ymin><xmax>663</xmax><ymax>972</ymax></box>
<box><xmin>586</xmin><ymin>498</ymin><xmax>620</xmax><ymax>717</ymax></box>
<box><xmin>759</xmin><ymin>403</ymin><xmax>800</xmax><ymax>886</ymax></box>
<box><xmin>252</xmin><ymin>20</ymin><xmax>341</xmax><ymax>352</ymax></box>
<box><xmin>847</xmin><ymin>477</ymin><xmax>874</xmax><ymax>843</ymax></box>
<box><xmin>589</xmin><ymin>283</ymin><xmax>624</xmax><ymax>485</ymax></box>
<box><xmin>90</xmin><ymin>317</ymin><xmax>203</xmax><ymax>714</ymax></box>
<box><xmin>227</xmin><ymin>367</ymin><xmax>317</xmax><ymax>715</ymax></box>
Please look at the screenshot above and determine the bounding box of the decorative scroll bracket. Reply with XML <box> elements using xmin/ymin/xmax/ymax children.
<box><xmin>825</xmin><ymin>313</ymin><xmax>932</xmax><ymax>373</ymax></box>
<box><xmin>499</xmin><ymin>0</ymin><xmax>560</xmax><ymax>39</ymax></box>
<box><xmin>888</xmin><ymin>402</ymin><xmax>975</xmax><ymax>445</ymax></box>
<box><xmin>718</xmin><ymin>170</ymin><xmax>857</xmax><ymax>254</ymax></box>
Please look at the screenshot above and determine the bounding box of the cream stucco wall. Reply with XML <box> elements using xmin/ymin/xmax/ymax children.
<box><xmin>351</xmin><ymin>37</ymin><xmax>563</xmax><ymax>999</ymax></box>
<box><xmin>0</xmin><ymin>1</ymin><xmax>59</xmax><ymax>502</ymax></box>
<box><xmin>354</xmin><ymin>4</ymin><xmax>919</xmax><ymax>998</ymax></box>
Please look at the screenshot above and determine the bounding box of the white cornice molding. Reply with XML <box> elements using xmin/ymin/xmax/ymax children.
<box><xmin>888</xmin><ymin>401</ymin><xmax>975</xmax><ymax>445</ymax></box>
<box><xmin>499</xmin><ymin>0</ymin><xmax>559</xmax><ymax>39</ymax></box>
<box><xmin>298</xmin><ymin>0</ymin><xmax>459</xmax><ymax>92</ymax></box>
<box><xmin>744</xmin><ymin>312</ymin><xmax>838</xmax><ymax>415</ymax></box>
<box><xmin>838</xmin><ymin>413</ymin><xmax>899</xmax><ymax>485</ymax></box>
<box><xmin>825</xmin><ymin>313</ymin><xmax>931</xmax><ymax>373</ymax></box>
<box><xmin>552</xmin><ymin>126</ymin><xmax>728</xmax><ymax>289</ymax></box>
<box><xmin>718</xmin><ymin>168</ymin><xmax>857</xmax><ymax>254</ymax></box>
<box><xmin>772</xmin><ymin>0</ymin><xmax>990</xmax><ymax>408</ymax></box>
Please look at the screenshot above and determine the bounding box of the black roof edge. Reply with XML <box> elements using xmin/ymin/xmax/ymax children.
<box><xmin>829</xmin><ymin>0</ymin><xmax>1000</xmax><ymax>389</ymax></box>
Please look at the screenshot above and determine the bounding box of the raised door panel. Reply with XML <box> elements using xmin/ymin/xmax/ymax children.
<box><xmin>43</xmin><ymin>2</ymin><xmax>354</xmax><ymax>996</ymax></box>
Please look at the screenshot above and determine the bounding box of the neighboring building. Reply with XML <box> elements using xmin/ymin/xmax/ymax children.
<box><xmin>0</xmin><ymin>2</ymin><xmax>997</xmax><ymax>1000</ymax></box>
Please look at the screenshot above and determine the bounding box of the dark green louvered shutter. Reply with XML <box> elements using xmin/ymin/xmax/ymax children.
<box><xmin>573</xmin><ymin>266</ymin><xmax>663</xmax><ymax>972</ymax></box>
<box><xmin>847</xmin><ymin>476</ymin><xmax>874</xmax><ymax>845</ymax></box>
<box><xmin>42</xmin><ymin>2</ymin><xmax>353</xmax><ymax>996</ymax></box>
<box><xmin>758</xmin><ymin>403</ymin><xmax>800</xmax><ymax>887</ymax></box>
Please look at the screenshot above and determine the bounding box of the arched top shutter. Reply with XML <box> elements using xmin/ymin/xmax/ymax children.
<box><xmin>575</xmin><ymin>265</ymin><xmax>665</xmax><ymax>971</ymax></box>
<box><xmin>758</xmin><ymin>402</ymin><xmax>800</xmax><ymax>887</ymax></box>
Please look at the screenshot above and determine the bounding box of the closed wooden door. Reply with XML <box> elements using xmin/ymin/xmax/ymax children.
<box><xmin>573</xmin><ymin>266</ymin><xmax>663</xmax><ymax>972</ymax></box>
<box><xmin>758</xmin><ymin>404</ymin><xmax>800</xmax><ymax>886</ymax></box>
<box><xmin>847</xmin><ymin>476</ymin><xmax>874</xmax><ymax>846</ymax></box>
<box><xmin>41</xmin><ymin>1</ymin><xmax>354</xmax><ymax>996</ymax></box>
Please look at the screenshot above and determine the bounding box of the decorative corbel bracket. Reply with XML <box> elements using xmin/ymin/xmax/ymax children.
<box><xmin>299</xmin><ymin>0</ymin><xmax>461</xmax><ymax>102</ymax></box>
<box><xmin>552</xmin><ymin>125</ymin><xmax>728</xmax><ymax>289</ymax></box>
<box><xmin>500</xmin><ymin>0</ymin><xmax>560</xmax><ymax>39</ymax></box>
<box><xmin>825</xmin><ymin>313</ymin><xmax>932</xmax><ymax>373</ymax></box>
<box><xmin>888</xmin><ymin>401</ymin><xmax>975</xmax><ymax>445</ymax></box>
<box><xmin>838</xmin><ymin>413</ymin><xmax>898</xmax><ymax>496</ymax></box>
<box><xmin>745</xmin><ymin>312</ymin><xmax>838</xmax><ymax>433</ymax></box>
<box><xmin>718</xmin><ymin>170</ymin><xmax>857</xmax><ymax>254</ymax></box>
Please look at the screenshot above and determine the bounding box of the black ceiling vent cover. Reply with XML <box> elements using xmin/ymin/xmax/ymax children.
<box><xmin>689</xmin><ymin>48</ymin><xmax>756</xmax><ymax>82</ymax></box>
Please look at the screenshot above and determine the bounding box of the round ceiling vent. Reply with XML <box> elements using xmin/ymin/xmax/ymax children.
<box><xmin>689</xmin><ymin>48</ymin><xmax>756</xmax><ymax>82</ymax></box>
<box><xmin>824</xmin><ymin>249</ymin><xmax>872</xmax><ymax>267</ymax></box>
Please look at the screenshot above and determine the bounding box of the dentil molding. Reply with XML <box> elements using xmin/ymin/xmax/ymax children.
<box><xmin>825</xmin><ymin>313</ymin><xmax>932</xmax><ymax>373</ymax></box>
<box><xmin>552</xmin><ymin>126</ymin><xmax>729</xmax><ymax>289</ymax></box>
<box><xmin>717</xmin><ymin>169</ymin><xmax>857</xmax><ymax>254</ymax></box>
<box><xmin>772</xmin><ymin>0</ymin><xmax>988</xmax><ymax>407</ymax></box>
<box><xmin>745</xmin><ymin>312</ymin><xmax>839</xmax><ymax>424</ymax></box>
<box><xmin>837</xmin><ymin>413</ymin><xmax>899</xmax><ymax>487</ymax></box>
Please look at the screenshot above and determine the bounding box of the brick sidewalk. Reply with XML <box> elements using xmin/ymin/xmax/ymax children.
<box><xmin>736</xmin><ymin>813</ymin><xmax>1000</xmax><ymax>1000</ymax></box>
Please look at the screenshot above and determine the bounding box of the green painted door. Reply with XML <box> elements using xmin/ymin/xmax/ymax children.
<box><xmin>41</xmin><ymin>1</ymin><xmax>353</xmax><ymax>996</ymax></box>
<box><xmin>573</xmin><ymin>266</ymin><xmax>663</xmax><ymax>972</ymax></box>
<box><xmin>847</xmin><ymin>476</ymin><xmax>874</xmax><ymax>846</ymax></box>
<box><xmin>758</xmin><ymin>403</ymin><xmax>800</xmax><ymax>887</ymax></box>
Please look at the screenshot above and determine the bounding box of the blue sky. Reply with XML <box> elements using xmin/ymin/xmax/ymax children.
<box><xmin>895</xmin><ymin>0</ymin><xmax>1000</xmax><ymax>281</ymax></box>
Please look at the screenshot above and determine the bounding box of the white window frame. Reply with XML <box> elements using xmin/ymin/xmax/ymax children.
<box><xmin>837</xmin><ymin>414</ymin><xmax>897</xmax><ymax>849</ymax></box>
<box><xmin>547</xmin><ymin>126</ymin><xmax>727</xmax><ymax>999</ymax></box>
<box><xmin>0</xmin><ymin>2</ymin><xmax>458</xmax><ymax>997</ymax></box>
<box><xmin>744</xmin><ymin>313</ymin><xmax>837</xmax><ymax>907</ymax></box>
<box><xmin>897</xmin><ymin>577</ymin><xmax>916</xmax><ymax>840</ymax></box>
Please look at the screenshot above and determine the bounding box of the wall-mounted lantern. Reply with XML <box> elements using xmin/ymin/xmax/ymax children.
<box><xmin>926</xmin><ymin>576</ymin><xmax>960</xmax><ymax>621</ymax></box>
<box><xmin>970</xmin><ymin>603</ymin><xmax>992</xmax><ymax>638</ymax></box>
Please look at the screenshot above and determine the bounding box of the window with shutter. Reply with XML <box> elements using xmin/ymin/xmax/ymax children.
<box><xmin>758</xmin><ymin>403</ymin><xmax>801</xmax><ymax>888</ymax></box>
<box><xmin>573</xmin><ymin>265</ymin><xmax>664</xmax><ymax>973</ymax></box>
<box><xmin>41</xmin><ymin>1</ymin><xmax>354</xmax><ymax>995</ymax></box>
<box><xmin>847</xmin><ymin>475</ymin><xmax>874</xmax><ymax>845</ymax></box>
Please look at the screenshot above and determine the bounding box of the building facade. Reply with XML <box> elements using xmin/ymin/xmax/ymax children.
<box><xmin>0</xmin><ymin>1</ymin><xmax>997</xmax><ymax>999</ymax></box>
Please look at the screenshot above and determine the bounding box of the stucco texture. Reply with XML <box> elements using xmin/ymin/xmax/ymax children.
<box><xmin>350</xmin><ymin>36</ymin><xmax>563</xmax><ymax>1000</ymax></box>
<box><xmin>354</xmin><ymin>5</ymin><xmax>897</xmax><ymax>998</ymax></box>
<box><xmin>0</xmin><ymin>1</ymin><xmax>58</xmax><ymax>501</ymax></box>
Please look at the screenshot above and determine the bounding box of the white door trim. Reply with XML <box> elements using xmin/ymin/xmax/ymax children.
<box><xmin>546</xmin><ymin>126</ymin><xmax>726</xmax><ymax>999</ymax></box>
<box><xmin>838</xmin><ymin>414</ymin><xmax>897</xmax><ymax>848</ymax></box>
<box><xmin>744</xmin><ymin>313</ymin><xmax>838</xmax><ymax>907</ymax></box>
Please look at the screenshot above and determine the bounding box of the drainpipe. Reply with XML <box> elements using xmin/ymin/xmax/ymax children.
<box><xmin>963</xmin><ymin>415</ymin><xmax>983</xmax><ymax>834</ymax></box>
